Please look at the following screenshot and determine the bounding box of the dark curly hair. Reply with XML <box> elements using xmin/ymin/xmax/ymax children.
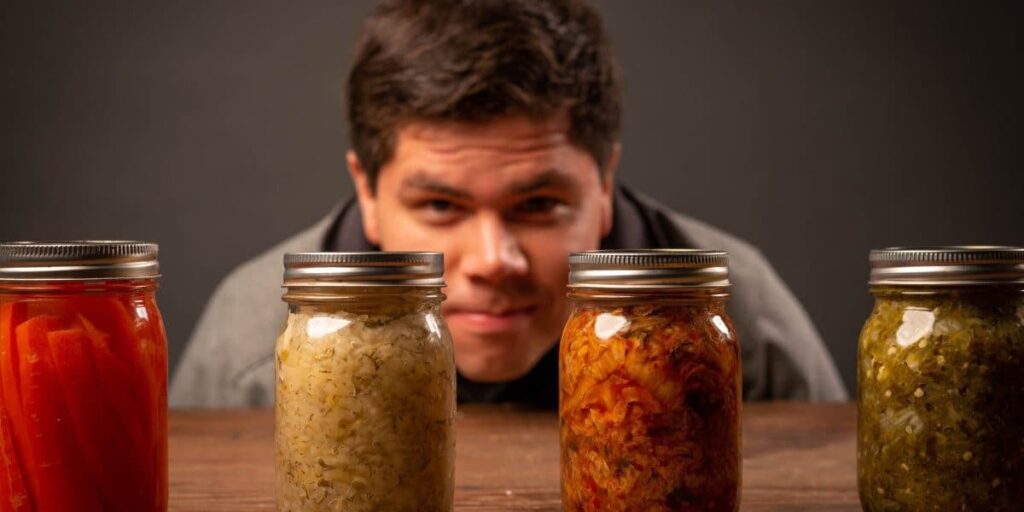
<box><xmin>346</xmin><ymin>0</ymin><xmax>622</xmax><ymax>189</ymax></box>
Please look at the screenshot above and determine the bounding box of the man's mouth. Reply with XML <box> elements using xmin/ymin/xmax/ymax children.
<box><xmin>444</xmin><ymin>306</ymin><xmax>538</xmax><ymax>334</ymax></box>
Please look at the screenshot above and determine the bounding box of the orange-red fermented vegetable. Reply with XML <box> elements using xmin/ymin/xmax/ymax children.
<box><xmin>0</xmin><ymin>407</ymin><xmax>30</xmax><ymax>512</ymax></box>
<box><xmin>15</xmin><ymin>316</ymin><xmax>102</xmax><ymax>512</ymax></box>
<box><xmin>0</xmin><ymin>290</ymin><xmax>167</xmax><ymax>512</ymax></box>
<box><xmin>560</xmin><ymin>303</ymin><xmax>741</xmax><ymax>512</ymax></box>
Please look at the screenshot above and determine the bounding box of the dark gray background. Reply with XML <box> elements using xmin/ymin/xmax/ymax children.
<box><xmin>2</xmin><ymin>1</ymin><xmax>1021</xmax><ymax>395</ymax></box>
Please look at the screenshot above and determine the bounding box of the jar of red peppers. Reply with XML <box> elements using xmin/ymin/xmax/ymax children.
<box><xmin>0</xmin><ymin>241</ymin><xmax>168</xmax><ymax>512</ymax></box>
<box><xmin>560</xmin><ymin>250</ymin><xmax>741</xmax><ymax>512</ymax></box>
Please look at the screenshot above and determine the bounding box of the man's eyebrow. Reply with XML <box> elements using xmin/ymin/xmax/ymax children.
<box><xmin>400</xmin><ymin>174</ymin><xmax>472</xmax><ymax>199</ymax></box>
<box><xmin>509</xmin><ymin>169</ymin><xmax>576</xmax><ymax>195</ymax></box>
<box><xmin>400</xmin><ymin>169</ymin><xmax>576</xmax><ymax>198</ymax></box>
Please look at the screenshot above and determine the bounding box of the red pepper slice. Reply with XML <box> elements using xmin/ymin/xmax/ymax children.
<box><xmin>16</xmin><ymin>315</ymin><xmax>103</xmax><ymax>512</ymax></box>
<box><xmin>0</xmin><ymin>302</ymin><xmax>31</xmax><ymax>512</ymax></box>
<box><xmin>82</xmin><ymin>312</ymin><xmax>153</xmax><ymax>434</ymax></box>
<box><xmin>77</xmin><ymin>299</ymin><xmax>154</xmax><ymax>436</ymax></box>
<box><xmin>80</xmin><ymin>309</ymin><xmax>168</xmax><ymax>511</ymax></box>
<box><xmin>138</xmin><ymin>300</ymin><xmax>170</xmax><ymax>511</ymax></box>
<box><xmin>0</xmin><ymin>303</ymin><xmax>26</xmax><ymax>431</ymax></box>
<box><xmin>50</xmin><ymin>325</ymin><xmax>158</xmax><ymax>511</ymax></box>
<box><xmin>72</xmin><ymin>296</ymin><xmax>140</xmax><ymax>359</ymax></box>
<box><xmin>0</xmin><ymin>403</ymin><xmax>31</xmax><ymax>511</ymax></box>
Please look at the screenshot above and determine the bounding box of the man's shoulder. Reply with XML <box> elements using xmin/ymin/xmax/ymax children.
<box><xmin>170</xmin><ymin>207</ymin><xmax>339</xmax><ymax>407</ymax></box>
<box><xmin>630</xmin><ymin>189</ymin><xmax>848</xmax><ymax>401</ymax></box>
<box><xmin>631</xmin><ymin>190</ymin><xmax>770</xmax><ymax>286</ymax></box>
<box><xmin>630</xmin><ymin>190</ymin><xmax>776</xmax><ymax>362</ymax></box>
<box><xmin>214</xmin><ymin>208</ymin><xmax>337</xmax><ymax>302</ymax></box>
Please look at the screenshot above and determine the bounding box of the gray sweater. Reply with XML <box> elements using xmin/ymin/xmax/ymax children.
<box><xmin>170</xmin><ymin>187</ymin><xmax>848</xmax><ymax>408</ymax></box>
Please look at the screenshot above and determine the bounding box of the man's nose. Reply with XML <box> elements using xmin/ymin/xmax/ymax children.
<box><xmin>461</xmin><ymin>213</ymin><xmax>528</xmax><ymax>283</ymax></box>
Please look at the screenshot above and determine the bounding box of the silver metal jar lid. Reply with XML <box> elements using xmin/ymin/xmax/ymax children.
<box><xmin>0</xmin><ymin>241</ymin><xmax>160</xmax><ymax>281</ymax></box>
<box><xmin>283</xmin><ymin>252</ymin><xmax>444</xmax><ymax>287</ymax></box>
<box><xmin>869</xmin><ymin>246</ymin><xmax>1024</xmax><ymax>286</ymax></box>
<box><xmin>568</xmin><ymin>249</ymin><xmax>730</xmax><ymax>289</ymax></box>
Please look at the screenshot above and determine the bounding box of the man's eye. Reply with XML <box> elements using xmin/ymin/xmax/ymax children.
<box><xmin>413</xmin><ymin>199</ymin><xmax>467</xmax><ymax>224</ymax></box>
<box><xmin>426</xmin><ymin>199</ymin><xmax>457</xmax><ymax>212</ymax></box>
<box><xmin>516</xmin><ymin>197</ymin><xmax>560</xmax><ymax>214</ymax></box>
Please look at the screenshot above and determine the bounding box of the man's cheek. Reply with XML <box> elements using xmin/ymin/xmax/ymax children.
<box><xmin>522</xmin><ymin>230</ymin><xmax>590</xmax><ymax>267</ymax></box>
<box><xmin>378</xmin><ymin>211</ymin><xmax>441</xmax><ymax>250</ymax></box>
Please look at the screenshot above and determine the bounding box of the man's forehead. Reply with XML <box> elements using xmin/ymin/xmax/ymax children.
<box><xmin>395</xmin><ymin>112</ymin><xmax>573</xmax><ymax>154</ymax></box>
<box><xmin>378</xmin><ymin>110</ymin><xmax>600</xmax><ymax>195</ymax></box>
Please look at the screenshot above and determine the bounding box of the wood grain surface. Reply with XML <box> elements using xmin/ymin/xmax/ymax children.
<box><xmin>168</xmin><ymin>403</ymin><xmax>859</xmax><ymax>511</ymax></box>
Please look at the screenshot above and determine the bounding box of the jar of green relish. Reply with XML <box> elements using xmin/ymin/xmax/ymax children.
<box><xmin>858</xmin><ymin>247</ymin><xmax>1024</xmax><ymax>511</ymax></box>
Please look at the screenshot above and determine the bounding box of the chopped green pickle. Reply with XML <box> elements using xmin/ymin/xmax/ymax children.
<box><xmin>858</xmin><ymin>288</ymin><xmax>1024</xmax><ymax>511</ymax></box>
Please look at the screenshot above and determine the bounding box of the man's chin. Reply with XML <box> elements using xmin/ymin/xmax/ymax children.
<box><xmin>449</xmin><ymin>325</ymin><xmax>559</xmax><ymax>382</ymax></box>
<box><xmin>452</xmin><ymin>342</ymin><xmax>538</xmax><ymax>383</ymax></box>
<box><xmin>458</xmin><ymin>366</ymin><xmax>532</xmax><ymax>382</ymax></box>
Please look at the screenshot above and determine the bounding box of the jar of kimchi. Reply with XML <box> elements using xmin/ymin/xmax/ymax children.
<box><xmin>560</xmin><ymin>250</ymin><xmax>741</xmax><ymax>512</ymax></box>
<box><xmin>858</xmin><ymin>247</ymin><xmax>1024</xmax><ymax>511</ymax></box>
<box><xmin>0</xmin><ymin>241</ymin><xmax>168</xmax><ymax>512</ymax></box>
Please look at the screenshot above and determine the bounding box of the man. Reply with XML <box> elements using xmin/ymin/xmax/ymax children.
<box><xmin>170</xmin><ymin>0</ymin><xmax>847</xmax><ymax>408</ymax></box>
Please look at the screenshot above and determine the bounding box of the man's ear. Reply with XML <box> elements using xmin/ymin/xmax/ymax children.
<box><xmin>599</xmin><ymin>143</ymin><xmax>622</xmax><ymax>237</ymax></box>
<box><xmin>347</xmin><ymin>150</ymin><xmax>381</xmax><ymax>245</ymax></box>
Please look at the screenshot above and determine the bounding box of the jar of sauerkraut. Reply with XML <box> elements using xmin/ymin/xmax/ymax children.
<box><xmin>275</xmin><ymin>252</ymin><xmax>455</xmax><ymax>512</ymax></box>
<box><xmin>560</xmin><ymin>250</ymin><xmax>741</xmax><ymax>512</ymax></box>
<box><xmin>858</xmin><ymin>247</ymin><xmax>1024</xmax><ymax>511</ymax></box>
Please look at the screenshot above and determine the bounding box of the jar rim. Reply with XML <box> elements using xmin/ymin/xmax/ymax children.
<box><xmin>868</xmin><ymin>246</ymin><xmax>1024</xmax><ymax>286</ymax></box>
<box><xmin>283</xmin><ymin>251</ymin><xmax>445</xmax><ymax>288</ymax></box>
<box><xmin>0</xmin><ymin>241</ymin><xmax>160</xmax><ymax>281</ymax></box>
<box><xmin>568</xmin><ymin>249</ymin><xmax>730</xmax><ymax>289</ymax></box>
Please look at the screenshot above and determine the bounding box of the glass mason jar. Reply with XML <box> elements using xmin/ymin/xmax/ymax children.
<box><xmin>0</xmin><ymin>241</ymin><xmax>169</xmax><ymax>512</ymax></box>
<box><xmin>560</xmin><ymin>250</ymin><xmax>742</xmax><ymax>512</ymax></box>
<box><xmin>858</xmin><ymin>247</ymin><xmax>1024</xmax><ymax>511</ymax></box>
<box><xmin>275</xmin><ymin>252</ymin><xmax>456</xmax><ymax>512</ymax></box>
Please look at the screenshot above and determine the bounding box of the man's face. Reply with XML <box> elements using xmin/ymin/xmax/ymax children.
<box><xmin>349</xmin><ymin>112</ymin><xmax>616</xmax><ymax>382</ymax></box>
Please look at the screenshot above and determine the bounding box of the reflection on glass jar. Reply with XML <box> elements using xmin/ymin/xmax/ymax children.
<box><xmin>275</xmin><ymin>252</ymin><xmax>455</xmax><ymax>512</ymax></box>
<box><xmin>858</xmin><ymin>247</ymin><xmax>1024</xmax><ymax>511</ymax></box>
<box><xmin>0</xmin><ymin>241</ymin><xmax>169</xmax><ymax>512</ymax></box>
<box><xmin>560</xmin><ymin>250</ymin><xmax>741</xmax><ymax>512</ymax></box>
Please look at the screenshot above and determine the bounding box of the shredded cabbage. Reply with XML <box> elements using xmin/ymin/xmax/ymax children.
<box><xmin>275</xmin><ymin>306</ymin><xmax>455</xmax><ymax>512</ymax></box>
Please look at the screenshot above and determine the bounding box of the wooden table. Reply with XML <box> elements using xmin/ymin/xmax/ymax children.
<box><xmin>169</xmin><ymin>403</ymin><xmax>859</xmax><ymax>511</ymax></box>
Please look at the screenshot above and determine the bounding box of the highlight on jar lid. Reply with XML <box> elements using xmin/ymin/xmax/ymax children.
<box><xmin>0</xmin><ymin>240</ymin><xmax>160</xmax><ymax>281</ymax></box>
<box><xmin>568</xmin><ymin>249</ymin><xmax>729</xmax><ymax>289</ymax></box>
<box><xmin>283</xmin><ymin>251</ymin><xmax>445</xmax><ymax>287</ymax></box>
<box><xmin>868</xmin><ymin>246</ymin><xmax>1024</xmax><ymax>286</ymax></box>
